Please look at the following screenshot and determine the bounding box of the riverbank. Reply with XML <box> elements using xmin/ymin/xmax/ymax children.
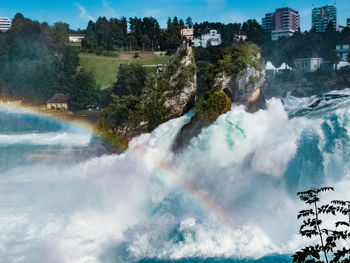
<box><xmin>0</xmin><ymin>99</ymin><xmax>99</xmax><ymax>132</ymax></box>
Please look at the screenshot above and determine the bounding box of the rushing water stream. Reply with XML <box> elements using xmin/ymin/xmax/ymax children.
<box><xmin>1</xmin><ymin>90</ymin><xmax>350</xmax><ymax>262</ymax></box>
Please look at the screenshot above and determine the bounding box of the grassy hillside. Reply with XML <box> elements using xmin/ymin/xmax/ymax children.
<box><xmin>79</xmin><ymin>52</ymin><xmax>170</xmax><ymax>89</ymax></box>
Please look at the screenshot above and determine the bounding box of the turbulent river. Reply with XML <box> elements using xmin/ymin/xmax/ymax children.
<box><xmin>1</xmin><ymin>90</ymin><xmax>350</xmax><ymax>263</ymax></box>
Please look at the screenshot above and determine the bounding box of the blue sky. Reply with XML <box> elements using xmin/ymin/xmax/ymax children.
<box><xmin>0</xmin><ymin>0</ymin><xmax>349</xmax><ymax>30</ymax></box>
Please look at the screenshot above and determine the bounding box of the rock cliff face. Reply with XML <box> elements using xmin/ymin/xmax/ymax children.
<box><xmin>213</xmin><ymin>53</ymin><xmax>266</xmax><ymax>112</ymax></box>
<box><xmin>163</xmin><ymin>48</ymin><xmax>197</xmax><ymax>118</ymax></box>
<box><xmin>173</xmin><ymin>43</ymin><xmax>266</xmax><ymax>152</ymax></box>
<box><xmin>116</xmin><ymin>48</ymin><xmax>197</xmax><ymax>139</ymax></box>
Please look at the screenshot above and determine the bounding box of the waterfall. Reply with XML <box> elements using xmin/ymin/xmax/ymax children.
<box><xmin>1</xmin><ymin>92</ymin><xmax>350</xmax><ymax>263</ymax></box>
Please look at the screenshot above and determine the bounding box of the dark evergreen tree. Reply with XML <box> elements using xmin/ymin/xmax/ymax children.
<box><xmin>185</xmin><ymin>17</ymin><xmax>193</xmax><ymax>28</ymax></box>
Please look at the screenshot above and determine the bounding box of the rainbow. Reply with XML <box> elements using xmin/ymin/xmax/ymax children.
<box><xmin>130</xmin><ymin>143</ymin><xmax>235</xmax><ymax>228</ymax></box>
<box><xmin>0</xmin><ymin>100</ymin><xmax>235</xmax><ymax>229</ymax></box>
<box><xmin>0</xmin><ymin>100</ymin><xmax>95</xmax><ymax>132</ymax></box>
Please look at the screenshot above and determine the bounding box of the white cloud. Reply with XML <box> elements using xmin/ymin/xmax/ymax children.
<box><xmin>102</xmin><ymin>0</ymin><xmax>117</xmax><ymax>17</ymax></box>
<box><xmin>75</xmin><ymin>3</ymin><xmax>95</xmax><ymax>22</ymax></box>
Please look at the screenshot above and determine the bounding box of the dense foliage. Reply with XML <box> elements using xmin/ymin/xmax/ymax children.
<box><xmin>263</xmin><ymin>27</ymin><xmax>350</xmax><ymax>67</ymax></box>
<box><xmin>0</xmin><ymin>14</ymin><xmax>72</xmax><ymax>102</ymax></box>
<box><xmin>193</xmin><ymin>43</ymin><xmax>263</xmax><ymax>117</ymax></box>
<box><xmin>82</xmin><ymin>17</ymin><xmax>128</xmax><ymax>51</ymax></box>
<box><xmin>81</xmin><ymin>15</ymin><xmax>269</xmax><ymax>54</ymax></box>
<box><xmin>68</xmin><ymin>70</ymin><xmax>102</xmax><ymax>111</ymax></box>
<box><xmin>0</xmin><ymin>13</ymin><xmax>101</xmax><ymax>109</ymax></box>
<box><xmin>293</xmin><ymin>187</ymin><xmax>350</xmax><ymax>263</ymax></box>
<box><xmin>82</xmin><ymin>16</ymin><xmax>186</xmax><ymax>53</ymax></box>
<box><xmin>114</xmin><ymin>63</ymin><xmax>147</xmax><ymax>97</ymax></box>
<box><xmin>99</xmin><ymin>95</ymin><xmax>144</xmax><ymax>128</ymax></box>
<box><xmin>216</xmin><ymin>43</ymin><xmax>265</xmax><ymax>77</ymax></box>
<box><xmin>195</xmin><ymin>90</ymin><xmax>232</xmax><ymax>122</ymax></box>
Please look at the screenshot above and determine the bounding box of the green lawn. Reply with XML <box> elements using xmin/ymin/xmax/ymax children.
<box><xmin>133</xmin><ymin>55</ymin><xmax>170</xmax><ymax>65</ymax></box>
<box><xmin>79</xmin><ymin>52</ymin><xmax>170</xmax><ymax>89</ymax></box>
<box><xmin>79</xmin><ymin>53</ymin><xmax>121</xmax><ymax>89</ymax></box>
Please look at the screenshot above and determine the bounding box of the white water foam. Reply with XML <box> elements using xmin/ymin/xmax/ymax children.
<box><xmin>0</xmin><ymin>132</ymin><xmax>91</xmax><ymax>146</ymax></box>
<box><xmin>1</xmin><ymin>98</ymin><xmax>350</xmax><ymax>262</ymax></box>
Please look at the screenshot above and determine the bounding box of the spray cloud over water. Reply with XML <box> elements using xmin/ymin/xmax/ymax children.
<box><xmin>1</xmin><ymin>94</ymin><xmax>350</xmax><ymax>262</ymax></box>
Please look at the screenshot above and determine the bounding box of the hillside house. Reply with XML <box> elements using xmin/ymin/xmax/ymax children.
<box><xmin>0</xmin><ymin>17</ymin><xmax>11</xmax><ymax>32</ymax></box>
<box><xmin>193</xmin><ymin>30</ymin><xmax>222</xmax><ymax>48</ymax></box>
<box><xmin>69</xmin><ymin>34</ymin><xmax>85</xmax><ymax>43</ymax></box>
<box><xmin>294</xmin><ymin>57</ymin><xmax>331</xmax><ymax>72</ymax></box>
<box><xmin>47</xmin><ymin>93</ymin><xmax>69</xmax><ymax>110</ymax></box>
<box><xmin>181</xmin><ymin>28</ymin><xmax>194</xmax><ymax>42</ymax></box>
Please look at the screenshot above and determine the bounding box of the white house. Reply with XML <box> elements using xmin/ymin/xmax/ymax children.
<box><xmin>294</xmin><ymin>57</ymin><xmax>330</xmax><ymax>72</ymax></box>
<box><xmin>194</xmin><ymin>30</ymin><xmax>222</xmax><ymax>48</ymax></box>
<box><xmin>0</xmin><ymin>17</ymin><xmax>11</xmax><ymax>32</ymax></box>
<box><xmin>336</xmin><ymin>39</ymin><xmax>350</xmax><ymax>62</ymax></box>
<box><xmin>69</xmin><ymin>34</ymin><xmax>85</xmax><ymax>43</ymax></box>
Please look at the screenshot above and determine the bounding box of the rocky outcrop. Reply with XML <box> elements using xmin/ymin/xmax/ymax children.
<box><xmin>173</xmin><ymin>43</ymin><xmax>266</xmax><ymax>152</ymax></box>
<box><xmin>213</xmin><ymin>57</ymin><xmax>266</xmax><ymax>112</ymax></box>
<box><xmin>163</xmin><ymin>48</ymin><xmax>197</xmax><ymax>119</ymax></box>
<box><xmin>104</xmin><ymin>47</ymin><xmax>197</xmax><ymax>142</ymax></box>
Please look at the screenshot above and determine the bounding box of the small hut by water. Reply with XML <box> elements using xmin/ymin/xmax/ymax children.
<box><xmin>46</xmin><ymin>93</ymin><xmax>69</xmax><ymax>110</ymax></box>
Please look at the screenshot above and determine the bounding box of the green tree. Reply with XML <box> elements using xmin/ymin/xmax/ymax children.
<box><xmin>293</xmin><ymin>187</ymin><xmax>350</xmax><ymax>263</ymax></box>
<box><xmin>95</xmin><ymin>17</ymin><xmax>113</xmax><ymax>50</ymax></box>
<box><xmin>113</xmin><ymin>63</ymin><xmax>146</xmax><ymax>97</ymax></box>
<box><xmin>166</xmin><ymin>16</ymin><xmax>182</xmax><ymax>53</ymax></box>
<box><xmin>82</xmin><ymin>31</ymin><xmax>98</xmax><ymax>51</ymax></box>
<box><xmin>0</xmin><ymin>14</ymin><xmax>82</xmax><ymax>102</ymax></box>
<box><xmin>185</xmin><ymin>17</ymin><xmax>193</xmax><ymax>28</ymax></box>
<box><xmin>51</xmin><ymin>22</ymin><xmax>69</xmax><ymax>44</ymax></box>
<box><xmin>68</xmin><ymin>70</ymin><xmax>101</xmax><ymax>111</ymax></box>
<box><xmin>242</xmin><ymin>19</ymin><xmax>267</xmax><ymax>46</ymax></box>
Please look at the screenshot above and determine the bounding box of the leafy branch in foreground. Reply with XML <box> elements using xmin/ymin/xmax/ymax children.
<box><xmin>293</xmin><ymin>187</ymin><xmax>350</xmax><ymax>263</ymax></box>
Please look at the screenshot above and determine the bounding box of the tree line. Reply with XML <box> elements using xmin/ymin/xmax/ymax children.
<box><xmin>0</xmin><ymin>13</ymin><xmax>103</xmax><ymax>110</ymax></box>
<box><xmin>82</xmin><ymin>16</ymin><xmax>182</xmax><ymax>53</ymax></box>
<box><xmin>81</xmin><ymin>16</ymin><xmax>268</xmax><ymax>54</ymax></box>
<box><xmin>81</xmin><ymin>14</ymin><xmax>350</xmax><ymax>68</ymax></box>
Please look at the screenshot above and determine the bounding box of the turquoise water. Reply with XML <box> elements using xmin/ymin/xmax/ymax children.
<box><xmin>1</xmin><ymin>91</ymin><xmax>350</xmax><ymax>263</ymax></box>
<box><xmin>0</xmin><ymin>106</ymin><xmax>92</xmax><ymax>170</ymax></box>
